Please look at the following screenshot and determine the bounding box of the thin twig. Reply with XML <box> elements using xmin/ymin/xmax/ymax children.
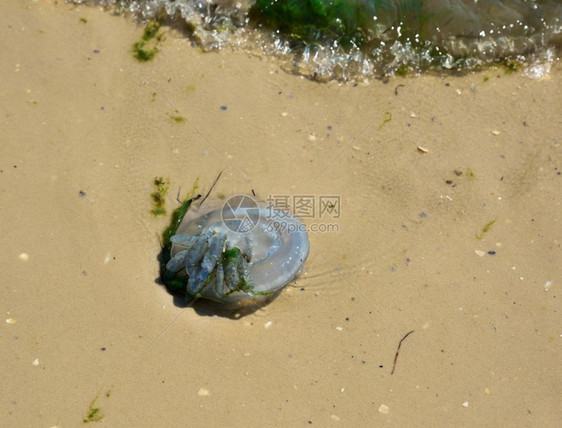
<box><xmin>199</xmin><ymin>170</ymin><xmax>223</xmax><ymax>207</ymax></box>
<box><xmin>391</xmin><ymin>330</ymin><xmax>414</xmax><ymax>375</ymax></box>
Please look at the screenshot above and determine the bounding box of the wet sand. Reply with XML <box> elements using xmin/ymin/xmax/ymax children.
<box><xmin>1</xmin><ymin>1</ymin><xmax>561</xmax><ymax>426</ymax></box>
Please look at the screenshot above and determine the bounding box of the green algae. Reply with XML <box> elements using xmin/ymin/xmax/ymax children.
<box><xmin>476</xmin><ymin>219</ymin><xmax>496</xmax><ymax>240</ymax></box>
<box><xmin>249</xmin><ymin>0</ymin><xmax>432</xmax><ymax>50</ymax></box>
<box><xmin>83</xmin><ymin>395</ymin><xmax>103</xmax><ymax>423</ymax></box>
<box><xmin>151</xmin><ymin>177</ymin><xmax>170</xmax><ymax>216</ymax></box>
<box><xmin>169</xmin><ymin>110</ymin><xmax>186</xmax><ymax>123</ymax></box>
<box><xmin>158</xmin><ymin>179</ymin><xmax>200</xmax><ymax>294</ymax></box>
<box><xmin>133</xmin><ymin>20</ymin><xmax>162</xmax><ymax>62</ymax></box>
<box><xmin>378</xmin><ymin>111</ymin><xmax>392</xmax><ymax>130</ymax></box>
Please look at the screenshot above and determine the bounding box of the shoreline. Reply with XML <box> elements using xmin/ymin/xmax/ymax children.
<box><xmin>69</xmin><ymin>0</ymin><xmax>562</xmax><ymax>81</ymax></box>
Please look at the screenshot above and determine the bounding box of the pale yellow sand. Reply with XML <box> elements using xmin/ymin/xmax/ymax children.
<box><xmin>1</xmin><ymin>1</ymin><xmax>561</xmax><ymax>426</ymax></box>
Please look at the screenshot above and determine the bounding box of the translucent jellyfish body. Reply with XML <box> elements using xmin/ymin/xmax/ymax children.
<box><xmin>165</xmin><ymin>195</ymin><xmax>310</xmax><ymax>305</ymax></box>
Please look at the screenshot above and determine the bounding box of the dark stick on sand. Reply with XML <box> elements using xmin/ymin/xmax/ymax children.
<box><xmin>391</xmin><ymin>330</ymin><xmax>414</xmax><ymax>375</ymax></box>
<box><xmin>199</xmin><ymin>170</ymin><xmax>223</xmax><ymax>207</ymax></box>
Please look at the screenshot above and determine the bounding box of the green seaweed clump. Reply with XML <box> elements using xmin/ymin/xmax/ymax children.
<box><xmin>502</xmin><ymin>59</ymin><xmax>521</xmax><ymax>74</ymax></box>
<box><xmin>249</xmin><ymin>0</ymin><xmax>430</xmax><ymax>50</ymax></box>
<box><xmin>250</xmin><ymin>0</ymin><xmax>373</xmax><ymax>48</ymax></box>
<box><xmin>83</xmin><ymin>395</ymin><xmax>103</xmax><ymax>423</ymax></box>
<box><xmin>169</xmin><ymin>110</ymin><xmax>186</xmax><ymax>123</ymax></box>
<box><xmin>151</xmin><ymin>177</ymin><xmax>170</xmax><ymax>216</ymax></box>
<box><xmin>133</xmin><ymin>20</ymin><xmax>162</xmax><ymax>61</ymax></box>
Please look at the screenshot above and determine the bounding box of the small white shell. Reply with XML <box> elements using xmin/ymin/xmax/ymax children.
<box><xmin>170</xmin><ymin>195</ymin><xmax>309</xmax><ymax>305</ymax></box>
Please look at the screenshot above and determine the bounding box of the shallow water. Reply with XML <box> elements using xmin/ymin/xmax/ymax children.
<box><xmin>74</xmin><ymin>0</ymin><xmax>561</xmax><ymax>79</ymax></box>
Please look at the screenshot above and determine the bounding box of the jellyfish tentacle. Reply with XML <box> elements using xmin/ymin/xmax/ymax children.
<box><xmin>201</xmin><ymin>231</ymin><xmax>227</xmax><ymax>273</ymax></box>
<box><xmin>170</xmin><ymin>234</ymin><xmax>198</xmax><ymax>249</ymax></box>
<box><xmin>165</xmin><ymin>249</ymin><xmax>189</xmax><ymax>279</ymax></box>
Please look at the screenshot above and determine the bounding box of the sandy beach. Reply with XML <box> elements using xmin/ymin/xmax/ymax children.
<box><xmin>1</xmin><ymin>1</ymin><xmax>561</xmax><ymax>426</ymax></box>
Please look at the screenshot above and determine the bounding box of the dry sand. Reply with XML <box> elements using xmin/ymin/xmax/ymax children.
<box><xmin>1</xmin><ymin>0</ymin><xmax>561</xmax><ymax>426</ymax></box>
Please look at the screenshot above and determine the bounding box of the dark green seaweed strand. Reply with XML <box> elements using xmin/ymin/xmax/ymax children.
<box><xmin>159</xmin><ymin>197</ymin><xmax>194</xmax><ymax>290</ymax></box>
<box><xmin>162</xmin><ymin>197</ymin><xmax>193</xmax><ymax>248</ymax></box>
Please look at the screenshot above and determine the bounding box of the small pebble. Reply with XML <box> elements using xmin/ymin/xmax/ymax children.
<box><xmin>491</xmin><ymin>130</ymin><xmax>500</xmax><ymax>136</ymax></box>
<box><xmin>335</xmin><ymin>326</ymin><xmax>343</xmax><ymax>331</ymax></box>
<box><xmin>219</xmin><ymin>105</ymin><xmax>227</xmax><ymax>111</ymax></box>
<box><xmin>417</xmin><ymin>146</ymin><xmax>428</xmax><ymax>153</ymax></box>
<box><xmin>264</xmin><ymin>321</ymin><xmax>272</xmax><ymax>329</ymax></box>
<box><xmin>487</xmin><ymin>250</ymin><xmax>496</xmax><ymax>255</ymax></box>
<box><xmin>5</xmin><ymin>318</ymin><xmax>16</xmax><ymax>324</ymax></box>
<box><xmin>198</xmin><ymin>388</ymin><xmax>210</xmax><ymax>396</ymax></box>
<box><xmin>280</xmin><ymin>111</ymin><xmax>288</xmax><ymax>117</ymax></box>
<box><xmin>409</xmin><ymin>112</ymin><xmax>417</xmax><ymax>118</ymax></box>
<box><xmin>475</xmin><ymin>250</ymin><xmax>486</xmax><ymax>257</ymax></box>
<box><xmin>32</xmin><ymin>358</ymin><xmax>39</xmax><ymax>366</ymax></box>
<box><xmin>378</xmin><ymin>404</ymin><xmax>389</xmax><ymax>414</ymax></box>
<box><xmin>308</xmin><ymin>133</ymin><xmax>317</xmax><ymax>142</ymax></box>
<box><xmin>330</xmin><ymin>415</ymin><xmax>340</xmax><ymax>422</ymax></box>
<box><xmin>462</xmin><ymin>402</ymin><xmax>469</xmax><ymax>408</ymax></box>
<box><xmin>18</xmin><ymin>253</ymin><xmax>29</xmax><ymax>261</ymax></box>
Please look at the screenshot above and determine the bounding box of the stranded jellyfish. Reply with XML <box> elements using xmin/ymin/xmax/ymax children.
<box><xmin>163</xmin><ymin>195</ymin><xmax>309</xmax><ymax>306</ymax></box>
